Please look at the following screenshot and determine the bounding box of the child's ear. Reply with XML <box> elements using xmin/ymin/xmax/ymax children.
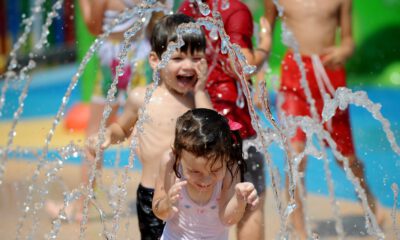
<box><xmin>148</xmin><ymin>51</ymin><xmax>160</xmax><ymax>70</ymax></box>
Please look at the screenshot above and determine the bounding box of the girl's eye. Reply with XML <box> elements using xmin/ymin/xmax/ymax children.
<box><xmin>193</xmin><ymin>57</ymin><xmax>202</xmax><ymax>62</ymax></box>
<box><xmin>190</xmin><ymin>170</ymin><xmax>200</xmax><ymax>174</ymax></box>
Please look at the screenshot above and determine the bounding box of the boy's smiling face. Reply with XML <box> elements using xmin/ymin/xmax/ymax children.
<box><xmin>149</xmin><ymin>49</ymin><xmax>206</xmax><ymax>95</ymax></box>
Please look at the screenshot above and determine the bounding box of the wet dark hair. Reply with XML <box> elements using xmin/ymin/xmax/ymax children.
<box><xmin>173</xmin><ymin>108</ymin><xmax>246</xmax><ymax>182</ymax></box>
<box><xmin>150</xmin><ymin>13</ymin><xmax>206</xmax><ymax>58</ymax></box>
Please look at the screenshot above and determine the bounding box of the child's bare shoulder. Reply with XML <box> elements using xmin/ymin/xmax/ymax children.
<box><xmin>127</xmin><ymin>85</ymin><xmax>147</xmax><ymax>105</ymax></box>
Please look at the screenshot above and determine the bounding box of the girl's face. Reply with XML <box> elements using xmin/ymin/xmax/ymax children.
<box><xmin>150</xmin><ymin>49</ymin><xmax>205</xmax><ymax>95</ymax></box>
<box><xmin>180</xmin><ymin>150</ymin><xmax>226</xmax><ymax>192</ymax></box>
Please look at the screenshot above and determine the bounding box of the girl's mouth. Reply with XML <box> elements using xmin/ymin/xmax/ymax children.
<box><xmin>196</xmin><ymin>183</ymin><xmax>211</xmax><ymax>189</ymax></box>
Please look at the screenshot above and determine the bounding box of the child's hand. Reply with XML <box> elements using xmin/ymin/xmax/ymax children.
<box><xmin>86</xmin><ymin>130</ymin><xmax>111</xmax><ymax>156</ymax></box>
<box><xmin>258</xmin><ymin>17</ymin><xmax>272</xmax><ymax>52</ymax></box>
<box><xmin>193</xmin><ymin>58</ymin><xmax>208</xmax><ymax>92</ymax></box>
<box><xmin>235</xmin><ymin>182</ymin><xmax>259</xmax><ymax>208</ymax></box>
<box><xmin>322</xmin><ymin>46</ymin><xmax>348</xmax><ymax>69</ymax></box>
<box><xmin>166</xmin><ymin>179</ymin><xmax>187</xmax><ymax>213</ymax></box>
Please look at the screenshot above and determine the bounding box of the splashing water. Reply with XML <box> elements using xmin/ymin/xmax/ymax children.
<box><xmin>197</xmin><ymin>10</ymin><xmax>291</xmax><ymax>237</ymax></box>
<box><xmin>268</xmin><ymin>0</ymin><xmax>400</xmax><ymax>238</ymax></box>
<box><xmin>0</xmin><ymin>1</ymin><xmax>169</xmax><ymax>239</ymax></box>
<box><xmin>391</xmin><ymin>183</ymin><xmax>399</xmax><ymax>239</ymax></box>
<box><xmin>1</xmin><ymin>0</ymin><xmax>399</xmax><ymax>239</ymax></box>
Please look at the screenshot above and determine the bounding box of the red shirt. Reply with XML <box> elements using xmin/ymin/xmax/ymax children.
<box><xmin>179</xmin><ymin>0</ymin><xmax>256</xmax><ymax>139</ymax></box>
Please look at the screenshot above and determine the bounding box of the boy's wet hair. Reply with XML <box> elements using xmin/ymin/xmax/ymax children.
<box><xmin>150</xmin><ymin>13</ymin><xmax>206</xmax><ymax>58</ymax></box>
<box><xmin>173</xmin><ymin>108</ymin><xmax>246</xmax><ymax>182</ymax></box>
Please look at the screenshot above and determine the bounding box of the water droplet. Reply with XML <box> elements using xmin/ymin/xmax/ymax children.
<box><xmin>209</xmin><ymin>28</ymin><xmax>218</xmax><ymax>41</ymax></box>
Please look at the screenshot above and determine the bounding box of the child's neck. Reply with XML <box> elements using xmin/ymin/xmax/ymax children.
<box><xmin>185</xmin><ymin>183</ymin><xmax>214</xmax><ymax>206</ymax></box>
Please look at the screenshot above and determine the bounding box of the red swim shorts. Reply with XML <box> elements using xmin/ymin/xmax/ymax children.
<box><xmin>279</xmin><ymin>52</ymin><xmax>355</xmax><ymax>156</ymax></box>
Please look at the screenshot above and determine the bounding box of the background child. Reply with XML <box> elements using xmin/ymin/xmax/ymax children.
<box><xmin>264</xmin><ymin>0</ymin><xmax>382</xmax><ymax>238</ymax></box>
<box><xmin>45</xmin><ymin>0</ymin><xmax>163</xmax><ymax>222</ymax></box>
<box><xmin>153</xmin><ymin>108</ymin><xmax>259</xmax><ymax>240</ymax></box>
<box><xmin>88</xmin><ymin>14</ymin><xmax>212</xmax><ymax>239</ymax></box>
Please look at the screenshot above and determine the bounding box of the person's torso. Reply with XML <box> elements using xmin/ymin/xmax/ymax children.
<box><xmin>104</xmin><ymin>0</ymin><xmax>146</xmax><ymax>40</ymax></box>
<box><xmin>161</xmin><ymin>181</ymin><xmax>229</xmax><ymax>240</ymax></box>
<box><xmin>98</xmin><ymin>1</ymin><xmax>151</xmax><ymax>88</ymax></box>
<box><xmin>134</xmin><ymin>86</ymin><xmax>194</xmax><ymax>188</ymax></box>
<box><xmin>280</xmin><ymin>0</ymin><xmax>343</xmax><ymax>55</ymax></box>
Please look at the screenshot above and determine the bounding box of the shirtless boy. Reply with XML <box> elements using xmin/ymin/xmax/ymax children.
<box><xmin>264</xmin><ymin>0</ymin><xmax>381</xmax><ymax>238</ymax></box>
<box><xmin>89</xmin><ymin>13</ymin><xmax>212</xmax><ymax>239</ymax></box>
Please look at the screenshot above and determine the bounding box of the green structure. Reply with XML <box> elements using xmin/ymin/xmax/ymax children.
<box><xmin>74</xmin><ymin>0</ymin><xmax>99</xmax><ymax>102</ymax></box>
<box><xmin>246</xmin><ymin>0</ymin><xmax>400</xmax><ymax>88</ymax></box>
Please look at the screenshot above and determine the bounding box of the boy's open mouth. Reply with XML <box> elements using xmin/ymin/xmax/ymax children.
<box><xmin>177</xmin><ymin>74</ymin><xmax>196</xmax><ymax>86</ymax></box>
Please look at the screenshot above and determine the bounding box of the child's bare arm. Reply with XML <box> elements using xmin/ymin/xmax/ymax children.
<box><xmin>251</xmin><ymin>0</ymin><xmax>278</xmax><ymax>109</ymax></box>
<box><xmin>222</xmin><ymin>10</ymin><xmax>271</xmax><ymax>77</ymax></box>
<box><xmin>153</xmin><ymin>153</ymin><xmax>185</xmax><ymax>220</ymax></box>
<box><xmin>339</xmin><ymin>0</ymin><xmax>354</xmax><ymax>59</ymax></box>
<box><xmin>78</xmin><ymin>0</ymin><xmax>106</xmax><ymax>35</ymax></box>
<box><xmin>193</xmin><ymin>59</ymin><xmax>213</xmax><ymax>109</ymax></box>
<box><xmin>264</xmin><ymin>0</ymin><xmax>278</xmax><ymax>29</ymax></box>
<box><xmin>240</xmin><ymin>17</ymin><xmax>272</xmax><ymax>73</ymax></box>
<box><xmin>87</xmin><ymin>88</ymin><xmax>142</xmax><ymax>153</ymax></box>
<box><xmin>112</xmin><ymin>89</ymin><xmax>142</xmax><ymax>140</ymax></box>
<box><xmin>218</xmin><ymin>169</ymin><xmax>259</xmax><ymax>225</ymax></box>
<box><xmin>322</xmin><ymin>0</ymin><xmax>354</xmax><ymax>68</ymax></box>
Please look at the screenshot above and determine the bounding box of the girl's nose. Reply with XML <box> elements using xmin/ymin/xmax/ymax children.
<box><xmin>202</xmin><ymin>174</ymin><xmax>212</xmax><ymax>184</ymax></box>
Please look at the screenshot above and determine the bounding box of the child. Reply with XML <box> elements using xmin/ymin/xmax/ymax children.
<box><xmin>88</xmin><ymin>13</ymin><xmax>213</xmax><ymax>239</ymax></box>
<box><xmin>45</xmin><ymin>0</ymin><xmax>163</xmax><ymax>222</ymax></box>
<box><xmin>264</xmin><ymin>0</ymin><xmax>383</xmax><ymax>238</ymax></box>
<box><xmin>153</xmin><ymin>108</ymin><xmax>259</xmax><ymax>240</ymax></box>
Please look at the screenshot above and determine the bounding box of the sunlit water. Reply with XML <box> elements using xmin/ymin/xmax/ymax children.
<box><xmin>0</xmin><ymin>0</ymin><xmax>399</xmax><ymax>239</ymax></box>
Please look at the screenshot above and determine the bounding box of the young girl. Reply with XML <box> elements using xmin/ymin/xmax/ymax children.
<box><xmin>153</xmin><ymin>108</ymin><xmax>259</xmax><ymax>240</ymax></box>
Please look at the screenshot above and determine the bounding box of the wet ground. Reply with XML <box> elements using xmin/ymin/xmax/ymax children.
<box><xmin>1</xmin><ymin>160</ymin><xmax>399</xmax><ymax>239</ymax></box>
<box><xmin>0</xmin><ymin>118</ymin><xmax>398</xmax><ymax>239</ymax></box>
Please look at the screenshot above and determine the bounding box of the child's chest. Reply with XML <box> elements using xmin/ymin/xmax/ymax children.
<box><xmin>178</xmin><ymin>189</ymin><xmax>220</xmax><ymax>218</ymax></box>
<box><xmin>142</xmin><ymin>93</ymin><xmax>193</xmax><ymax>130</ymax></box>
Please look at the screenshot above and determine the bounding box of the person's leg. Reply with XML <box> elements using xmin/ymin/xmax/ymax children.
<box><xmin>279</xmin><ymin>86</ymin><xmax>311</xmax><ymax>239</ymax></box>
<box><xmin>336</xmin><ymin>153</ymin><xmax>385</xmax><ymax>226</ymax></box>
<box><xmin>286</xmin><ymin>141</ymin><xmax>308</xmax><ymax>240</ymax></box>
<box><xmin>81</xmin><ymin>101</ymin><xmax>105</xmax><ymax>186</ymax></box>
<box><xmin>82</xmin><ymin>101</ymin><xmax>119</xmax><ymax>187</ymax></box>
<box><xmin>44</xmin><ymin>101</ymin><xmax>118</xmax><ymax>222</ymax></box>
<box><xmin>237</xmin><ymin>145</ymin><xmax>266</xmax><ymax>240</ymax></box>
<box><xmin>79</xmin><ymin>101</ymin><xmax>119</xmax><ymax>216</ymax></box>
<box><xmin>343</xmin><ymin>155</ymin><xmax>376</xmax><ymax>206</ymax></box>
<box><xmin>237</xmin><ymin>192</ymin><xmax>265</xmax><ymax>240</ymax></box>
<box><xmin>136</xmin><ymin>184</ymin><xmax>165</xmax><ymax>240</ymax></box>
<box><xmin>329</xmin><ymin>105</ymin><xmax>384</xmax><ymax>221</ymax></box>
